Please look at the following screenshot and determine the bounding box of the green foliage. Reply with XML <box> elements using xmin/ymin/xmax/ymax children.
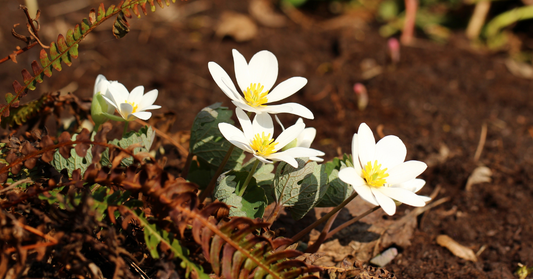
<box><xmin>1</xmin><ymin>93</ymin><xmax>56</xmax><ymax>128</ymax></box>
<box><xmin>273</xmin><ymin>159</ymin><xmax>328</xmax><ymax>220</ymax></box>
<box><xmin>316</xmin><ymin>155</ymin><xmax>353</xmax><ymax>207</ymax></box>
<box><xmin>0</xmin><ymin>0</ymin><xmax>179</xmax><ymax>123</ymax></box>
<box><xmin>484</xmin><ymin>6</ymin><xmax>533</xmax><ymax>50</ymax></box>
<box><xmin>102</xmin><ymin>126</ymin><xmax>155</xmax><ymax>167</ymax></box>
<box><xmin>214</xmin><ymin>170</ymin><xmax>267</xmax><ymax>218</ymax></box>
<box><xmin>51</xmin><ymin>133</ymin><xmax>93</xmax><ymax>175</ymax></box>
<box><xmin>189</xmin><ymin>103</ymin><xmax>244</xmax><ymax>169</ymax></box>
<box><xmin>187</xmin><ymin>103</ymin><xmax>245</xmax><ymax>188</ymax></box>
<box><xmin>126</xmin><ymin>209</ymin><xmax>210</xmax><ymax>279</ymax></box>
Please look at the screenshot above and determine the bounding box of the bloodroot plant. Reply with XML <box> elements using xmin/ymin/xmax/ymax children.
<box><xmin>0</xmin><ymin>1</ymin><xmax>430</xmax><ymax>278</ymax></box>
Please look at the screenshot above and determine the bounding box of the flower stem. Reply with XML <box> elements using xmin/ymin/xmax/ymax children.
<box><xmin>93</xmin><ymin>123</ymin><xmax>101</xmax><ymax>133</ymax></box>
<box><xmin>305</xmin><ymin>211</ymin><xmax>340</xmax><ymax>253</ymax></box>
<box><xmin>237</xmin><ymin>159</ymin><xmax>260</xmax><ymax>197</ymax></box>
<box><xmin>290</xmin><ymin>191</ymin><xmax>359</xmax><ymax>244</ymax></box>
<box><xmin>123</xmin><ymin>121</ymin><xmax>129</xmax><ymax>137</ymax></box>
<box><xmin>199</xmin><ymin>145</ymin><xmax>235</xmax><ymax>203</ymax></box>
<box><xmin>325</xmin><ymin>205</ymin><xmax>380</xmax><ymax>240</ymax></box>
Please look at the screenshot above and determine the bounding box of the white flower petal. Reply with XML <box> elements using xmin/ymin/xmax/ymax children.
<box><xmin>266</xmin><ymin>77</ymin><xmax>307</xmax><ymax>103</ymax></box>
<box><xmin>395</xmin><ymin>178</ymin><xmax>426</xmax><ymax>193</ymax></box>
<box><xmin>351</xmin><ymin>133</ymin><xmax>362</xmax><ymax>173</ymax></box>
<box><xmin>129</xmin><ymin>86</ymin><xmax>144</xmax><ymax>104</ymax></box>
<box><xmin>309</xmin><ymin>156</ymin><xmax>324</xmax><ymax>162</ymax></box>
<box><xmin>247</xmin><ymin>50</ymin><xmax>278</xmax><ymax>91</ymax></box>
<box><xmin>141</xmin><ymin>105</ymin><xmax>162</xmax><ymax>111</ymax></box>
<box><xmin>297</xmin><ymin>127</ymin><xmax>316</xmax><ymax>148</ymax></box>
<box><xmin>208</xmin><ymin>61</ymin><xmax>241</xmax><ymax>101</ymax></box>
<box><xmin>273</xmin><ymin>120</ymin><xmax>305</xmax><ymax>151</ymax></box>
<box><xmin>253</xmin><ymin>113</ymin><xmax>274</xmax><ymax>137</ymax></box>
<box><xmin>109</xmin><ymin>82</ymin><xmax>130</xmax><ymax>105</ymax></box>
<box><xmin>132</xmin><ymin>111</ymin><xmax>152</xmax><ymax>120</ymax></box>
<box><xmin>228</xmin><ymin>139</ymin><xmax>254</xmax><ymax>154</ymax></box>
<box><xmin>339</xmin><ymin>168</ymin><xmax>379</xmax><ymax>206</ymax></box>
<box><xmin>259</xmin><ymin>103</ymin><xmax>314</xmax><ymax>119</ymax></box>
<box><xmin>119</xmin><ymin>103</ymin><xmax>133</xmax><ymax>120</ymax></box>
<box><xmin>387</xmin><ymin>161</ymin><xmax>427</xmax><ymax>185</ymax></box>
<box><xmin>265</xmin><ymin>152</ymin><xmax>298</xmax><ymax>167</ymax></box>
<box><xmin>218</xmin><ymin>123</ymin><xmax>250</xmax><ymax>150</ymax></box>
<box><xmin>94</xmin><ymin>74</ymin><xmax>109</xmax><ymax>96</ymax></box>
<box><xmin>372</xmin><ymin>188</ymin><xmax>397</xmax><ymax>215</ymax></box>
<box><xmin>357</xmin><ymin>123</ymin><xmax>376</xmax><ymax>166</ymax></box>
<box><xmin>232</xmin><ymin>100</ymin><xmax>260</xmax><ymax>114</ymax></box>
<box><xmin>375</xmin><ymin>135</ymin><xmax>406</xmax><ymax>170</ymax></box>
<box><xmin>354</xmin><ymin>184</ymin><xmax>379</xmax><ymax>206</ymax></box>
<box><xmin>232</xmin><ymin>49</ymin><xmax>252</xmax><ymax>93</ymax></box>
<box><xmin>138</xmin><ymin>89</ymin><xmax>158</xmax><ymax>110</ymax></box>
<box><xmin>377</xmin><ymin>187</ymin><xmax>427</xmax><ymax>207</ymax></box>
<box><xmin>235</xmin><ymin>108</ymin><xmax>253</xmax><ymax>140</ymax></box>
<box><xmin>253</xmin><ymin>154</ymin><xmax>274</xmax><ymax>165</ymax></box>
<box><xmin>273</xmin><ymin>147</ymin><xmax>324</xmax><ymax>159</ymax></box>
<box><xmin>102</xmin><ymin>95</ymin><xmax>118</xmax><ymax>109</ymax></box>
<box><xmin>338</xmin><ymin>167</ymin><xmax>366</xmax><ymax>188</ymax></box>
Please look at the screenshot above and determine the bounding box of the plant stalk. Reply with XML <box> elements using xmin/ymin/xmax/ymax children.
<box><xmin>237</xmin><ymin>159</ymin><xmax>259</xmax><ymax>197</ymax></box>
<box><xmin>325</xmin><ymin>205</ymin><xmax>380</xmax><ymax>240</ymax></box>
<box><xmin>199</xmin><ymin>145</ymin><xmax>235</xmax><ymax>203</ymax></box>
<box><xmin>123</xmin><ymin>121</ymin><xmax>129</xmax><ymax>137</ymax></box>
<box><xmin>290</xmin><ymin>191</ymin><xmax>358</xmax><ymax>244</ymax></box>
<box><xmin>305</xmin><ymin>211</ymin><xmax>340</xmax><ymax>253</ymax></box>
<box><xmin>182</xmin><ymin>152</ymin><xmax>194</xmax><ymax>179</ymax></box>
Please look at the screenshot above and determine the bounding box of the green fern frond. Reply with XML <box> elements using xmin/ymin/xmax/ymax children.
<box><xmin>0</xmin><ymin>0</ymin><xmax>179</xmax><ymax>122</ymax></box>
<box><xmin>120</xmin><ymin>207</ymin><xmax>210</xmax><ymax>279</ymax></box>
<box><xmin>0</xmin><ymin>93</ymin><xmax>57</xmax><ymax>128</ymax></box>
<box><xmin>167</xmin><ymin>195</ymin><xmax>321</xmax><ymax>279</ymax></box>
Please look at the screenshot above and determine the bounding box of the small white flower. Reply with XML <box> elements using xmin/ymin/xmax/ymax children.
<box><xmin>338</xmin><ymin>123</ymin><xmax>430</xmax><ymax>216</ymax></box>
<box><xmin>91</xmin><ymin>75</ymin><xmax>116</xmax><ymax>125</ymax></box>
<box><xmin>208</xmin><ymin>49</ymin><xmax>313</xmax><ymax>119</ymax></box>
<box><xmin>279</xmin><ymin>118</ymin><xmax>323</xmax><ymax>162</ymax></box>
<box><xmin>103</xmin><ymin>82</ymin><xmax>161</xmax><ymax>121</ymax></box>
<box><xmin>218</xmin><ymin>108</ymin><xmax>324</xmax><ymax>167</ymax></box>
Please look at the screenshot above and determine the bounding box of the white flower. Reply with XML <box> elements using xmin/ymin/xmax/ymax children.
<box><xmin>103</xmin><ymin>82</ymin><xmax>161</xmax><ymax>121</ymax></box>
<box><xmin>208</xmin><ymin>49</ymin><xmax>313</xmax><ymax>119</ymax></box>
<box><xmin>279</xmin><ymin>118</ymin><xmax>323</xmax><ymax>162</ymax></box>
<box><xmin>338</xmin><ymin>123</ymin><xmax>430</xmax><ymax>216</ymax></box>
<box><xmin>91</xmin><ymin>75</ymin><xmax>116</xmax><ymax>125</ymax></box>
<box><xmin>218</xmin><ymin>108</ymin><xmax>324</xmax><ymax>167</ymax></box>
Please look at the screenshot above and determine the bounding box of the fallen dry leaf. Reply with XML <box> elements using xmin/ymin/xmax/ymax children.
<box><xmin>465</xmin><ymin>165</ymin><xmax>492</xmax><ymax>191</ymax></box>
<box><xmin>436</xmin><ymin>234</ymin><xmax>477</xmax><ymax>262</ymax></box>
<box><xmin>249</xmin><ymin>0</ymin><xmax>286</xmax><ymax>28</ymax></box>
<box><xmin>215</xmin><ymin>11</ymin><xmax>257</xmax><ymax>42</ymax></box>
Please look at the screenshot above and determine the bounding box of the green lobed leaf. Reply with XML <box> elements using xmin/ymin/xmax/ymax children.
<box><xmin>186</xmin><ymin>157</ymin><xmax>215</xmax><ymax>189</ymax></box>
<box><xmin>315</xmin><ymin>168</ymin><xmax>354</xmax><ymax>207</ymax></box>
<box><xmin>273</xmin><ymin>159</ymin><xmax>330</xmax><ymax>220</ymax></box>
<box><xmin>50</xmin><ymin>133</ymin><xmax>92</xmax><ymax>175</ymax></box>
<box><xmin>189</xmin><ymin>103</ymin><xmax>244</xmax><ymax>171</ymax></box>
<box><xmin>238</xmin><ymin>160</ymin><xmax>275</xmax><ymax>204</ymax></box>
<box><xmin>215</xmin><ymin>171</ymin><xmax>267</xmax><ymax>218</ymax></box>
<box><xmin>102</xmin><ymin>126</ymin><xmax>155</xmax><ymax>167</ymax></box>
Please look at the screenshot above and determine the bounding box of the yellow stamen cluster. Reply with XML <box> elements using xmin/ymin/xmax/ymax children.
<box><xmin>125</xmin><ymin>100</ymin><xmax>139</xmax><ymax>113</ymax></box>
<box><xmin>362</xmin><ymin>160</ymin><xmax>389</xmax><ymax>188</ymax></box>
<box><xmin>243</xmin><ymin>83</ymin><xmax>269</xmax><ymax>107</ymax></box>
<box><xmin>250</xmin><ymin>132</ymin><xmax>278</xmax><ymax>157</ymax></box>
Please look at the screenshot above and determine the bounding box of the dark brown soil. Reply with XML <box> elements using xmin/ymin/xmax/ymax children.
<box><xmin>1</xmin><ymin>0</ymin><xmax>533</xmax><ymax>278</ymax></box>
